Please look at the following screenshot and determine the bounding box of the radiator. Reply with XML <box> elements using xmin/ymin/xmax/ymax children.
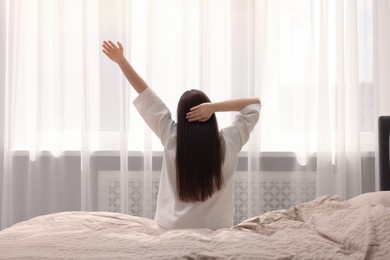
<box><xmin>98</xmin><ymin>171</ymin><xmax>316</xmax><ymax>224</ymax></box>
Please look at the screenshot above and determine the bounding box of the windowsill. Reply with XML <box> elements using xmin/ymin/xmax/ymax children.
<box><xmin>7</xmin><ymin>150</ymin><xmax>376</xmax><ymax>173</ymax></box>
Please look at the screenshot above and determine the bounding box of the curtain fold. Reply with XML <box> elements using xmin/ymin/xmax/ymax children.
<box><xmin>316</xmin><ymin>0</ymin><xmax>363</xmax><ymax>198</ymax></box>
<box><xmin>1</xmin><ymin>0</ymin><xmax>388</xmax><ymax>230</ymax></box>
<box><xmin>0</xmin><ymin>0</ymin><xmax>6</xmax><ymax>227</ymax></box>
<box><xmin>119</xmin><ymin>0</ymin><xmax>130</xmax><ymax>215</ymax></box>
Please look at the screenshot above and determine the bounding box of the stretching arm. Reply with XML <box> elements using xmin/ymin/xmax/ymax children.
<box><xmin>102</xmin><ymin>40</ymin><xmax>148</xmax><ymax>94</ymax></box>
<box><xmin>186</xmin><ymin>98</ymin><xmax>261</xmax><ymax>122</ymax></box>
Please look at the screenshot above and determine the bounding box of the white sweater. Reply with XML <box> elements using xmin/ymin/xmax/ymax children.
<box><xmin>133</xmin><ymin>88</ymin><xmax>260</xmax><ymax>230</ymax></box>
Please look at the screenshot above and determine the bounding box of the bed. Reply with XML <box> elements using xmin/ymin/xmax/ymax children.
<box><xmin>0</xmin><ymin>193</ymin><xmax>389</xmax><ymax>259</ymax></box>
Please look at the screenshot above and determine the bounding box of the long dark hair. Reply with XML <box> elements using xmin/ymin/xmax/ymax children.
<box><xmin>176</xmin><ymin>89</ymin><xmax>225</xmax><ymax>202</ymax></box>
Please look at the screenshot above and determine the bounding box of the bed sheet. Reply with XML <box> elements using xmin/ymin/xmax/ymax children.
<box><xmin>0</xmin><ymin>194</ymin><xmax>389</xmax><ymax>259</ymax></box>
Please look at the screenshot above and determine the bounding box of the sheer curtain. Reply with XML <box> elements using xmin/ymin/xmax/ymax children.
<box><xmin>1</xmin><ymin>0</ymin><xmax>389</xmax><ymax>230</ymax></box>
<box><xmin>254</xmin><ymin>0</ymin><xmax>390</xmax><ymax>199</ymax></box>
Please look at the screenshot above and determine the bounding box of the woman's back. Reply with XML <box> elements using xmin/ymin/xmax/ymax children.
<box><xmin>133</xmin><ymin>88</ymin><xmax>260</xmax><ymax>229</ymax></box>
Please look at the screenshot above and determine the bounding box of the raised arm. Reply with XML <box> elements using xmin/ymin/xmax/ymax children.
<box><xmin>186</xmin><ymin>98</ymin><xmax>261</xmax><ymax>122</ymax></box>
<box><xmin>102</xmin><ymin>40</ymin><xmax>148</xmax><ymax>94</ymax></box>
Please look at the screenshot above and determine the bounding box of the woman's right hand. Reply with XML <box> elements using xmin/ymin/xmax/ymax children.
<box><xmin>102</xmin><ymin>40</ymin><xmax>125</xmax><ymax>64</ymax></box>
<box><xmin>186</xmin><ymin>103</ymin><xmax>214</xmax><ymax>122</ymax></box>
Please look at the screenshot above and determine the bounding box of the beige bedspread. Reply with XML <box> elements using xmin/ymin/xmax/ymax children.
<box><xmin>0</xmin><ymin>195</ymin><xmax>389</xmax><ymax>259</ymax></box>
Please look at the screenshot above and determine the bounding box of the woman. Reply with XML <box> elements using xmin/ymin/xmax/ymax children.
<box><xmin>102</xmin><ymin>40</ymin><xmax>261</xmax><ymax>230</ymax></box>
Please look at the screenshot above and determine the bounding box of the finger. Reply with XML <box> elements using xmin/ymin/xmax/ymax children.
<box><xmin>102</xmin><ymin>50</ymin><xmax>111</xmax><ymax>57</ymax></box>
<box><xmin>186</xmin><ymin>115</ymin><xmax>197</xmax><ymax>120</ymax></box>
<box><xmin>186</xmin><ymin>110</ymin><xmax>201</xmax><ymax>117</ymax></box>
<box><xmin>187</xmin><ymin>109</ymin><xmax>201</xmax><ymax>117</ymax></box>
<box><xmin>188</xmin><ymin>115</ymin><xmax>200</xmax><ymax>122</ymax></box>
<box><xmin>102</xmin><ymin>44</ymin><xmax>111</xmax><ymax>52</ymax></box>
<box><xmin>117</xmin><ymin>41</ymin><xmax>123</xmax><ymax>50</ymax></box>
<box><xmin>103</xmin><ymin>41</ymin><xmax>112</xmax><ymax>49</ymax></box>
<box><xmin>186</xmin><ymin>113</ymin><xmax>200</xmax><ymax>119</ymax></box>
<box><xmin>103</xmin><ymin>41</ymin><xmax>113</xmax><ymax>51</ymax></box>
<box><xmin>108</xmin><ymin>40</ymin><xmax>117</xmax><ymax>49</ymax></box>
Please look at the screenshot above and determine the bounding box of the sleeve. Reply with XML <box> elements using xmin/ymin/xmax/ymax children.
<box><xmin>133</xmin><ymin>88</ymin><xmax>176</xmax><ymax>147</ymax></box>
<box><xmin>221</xmin><ymin>103</ymin><xmax>261</xmax><ymax>153</ymax></box>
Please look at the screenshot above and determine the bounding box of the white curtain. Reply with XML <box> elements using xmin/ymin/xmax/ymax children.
<box><xmin>1</xmin><ymin>0</ymin><xmax>389</xmax><ymax>230</ymax></box>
